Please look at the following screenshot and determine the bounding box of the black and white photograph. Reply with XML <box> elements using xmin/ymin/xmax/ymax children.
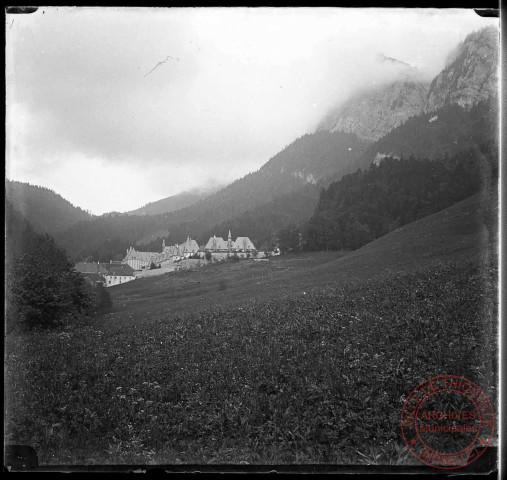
<box><xmin>4</xmin><ymin>6</ymin><xmax>500</xmax><ymax>472</ymax></box>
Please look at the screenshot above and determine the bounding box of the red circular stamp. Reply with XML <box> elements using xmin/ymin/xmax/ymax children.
<box><xmin>400</xmin><ymin>375</ymin><xmax>495</xmax><ymax>469</ymax></box>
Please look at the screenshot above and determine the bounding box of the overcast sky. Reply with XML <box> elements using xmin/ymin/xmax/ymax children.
<box><xmin>6</xmin><ymin>7</ymin><xmax>497</xmax><ymax>214</ymax></box>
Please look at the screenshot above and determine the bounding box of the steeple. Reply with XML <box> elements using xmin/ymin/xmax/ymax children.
<box><xmin>228</xmin><ymin>230</ymin><xmax>231</xmax><ymax>241</ymax></box>
<box><xmin>162</xmin><ymin>238</ymin><xmax>166</xmax><ymax>249</ymax></box>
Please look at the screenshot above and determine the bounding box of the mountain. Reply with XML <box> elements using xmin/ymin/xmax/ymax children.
<box><xmin>56</xmin><ymin>131</ymin><xmax>370</xmax><ymax>261</ymax></box>
<box><xmin>54</xmin><ymin>27</ymin><xmax>499</xmax><ymax>262</ymax></box>
<box><xmin>317</xmin><ymin>79</ymin><xmax>429</xmax><ymax>142</ymax></box>
<box><xmin>5</xmin><ymin>180</ymin><xmax>93</xmax><ymax>235</ymax></box>
<box><xmin>200</xmin><ymin>183</ymin><xmax>322</xmax><ymax>250</ymax></box>
<box><xmin>425</xmin><ymin>26</ymin><xmax>499</xmax><ymax>113</ymax></box>
<box><xmin>354</xmin><ymin>98</ymin><xmax>498</xmax><ymax>169</ymax></box>
<box><xmin>127</xmin><ymin>190</ymin><xmax>208</xmax><ymax>216</ymax></box>
<box><xmin>317</xmin><ymin>26</ymin><xmax>498</xmax><ymax>143</ymax></box>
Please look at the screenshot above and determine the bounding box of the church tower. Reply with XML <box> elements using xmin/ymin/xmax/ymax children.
<box><xmin>228</xmin><ymin>230</ymin><xmax>232</xmax><ymax>250</ymax></box>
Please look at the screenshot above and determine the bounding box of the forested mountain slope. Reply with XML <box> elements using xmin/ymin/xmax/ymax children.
<box><xmin>297</xmin><ymin>143</ymin><xmax>496</xmax><ymax>252</ymax></box>
<box><xmin>5</xmin><ymin>180</ymin><xmax>93</xmax><ymax>235</ymax></box>
<box><xmin>56</xmin><ymin>131</ymin><xmax>369</xmax><ymax>261</ymax></box>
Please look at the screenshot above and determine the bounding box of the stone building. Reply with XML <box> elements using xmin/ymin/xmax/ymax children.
<box><xmin>122</xmin><ymin>247</ymin><xmax>159</xmax><ymax>270</ymax></box>
<box><xmin>75</xmin><ymin>261</ymin><xmax>136</xmax><ymax>287</ymax></box>
<box><xmin>104</xmin><ymin>263</ymin><xmax>136</xmax><ymax>287</ymax></box>
<box><xmin>205</xmin><ymin>231</ymin><xmax>256</xmax><ymax>253</ymax></box>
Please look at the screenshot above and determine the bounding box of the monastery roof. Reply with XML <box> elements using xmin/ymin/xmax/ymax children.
<box><xmin>233</xmin><ymin>237</ymin><xmax>256</xmax><ymax>250</ymax></box>
<box><xmin>125</xmin><ymin>248</ymin><xmax>159</xmax><ymax>261</ymax></box>
<box><xmin>205</xmin><ymin>236</ymin><xmax>228</xmax><ymax>250</ymax></box>
<box><xmin>181</xmin><ymin>238</ymin><xmax>199</xmax><ymax>252</ymax></box>
<box><xmin>105</xmin><ymin>264</ymin><xmax>135</xmax><ymax>276</ymax></box>
<box><xmin>75</xmin><ymin>262</ymin><xmax>108</xmax><ymax>275</ymax></box>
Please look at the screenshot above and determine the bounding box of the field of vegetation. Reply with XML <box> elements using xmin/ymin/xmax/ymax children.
<box><xmin>5</xmin><ymin>255</ymin><xmax>497</xmax><ymax>466</ymax></box>
<box><xmin>105</xmin><ymin>191</ymin><xmax>494</xmax><ymax>326</ymax></box>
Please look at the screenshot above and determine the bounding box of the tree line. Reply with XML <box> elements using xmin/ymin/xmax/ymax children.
<box><xmin>278</xmin><ymin>142</ymin><xmax>497</xmax><ymax>253</ymax></box>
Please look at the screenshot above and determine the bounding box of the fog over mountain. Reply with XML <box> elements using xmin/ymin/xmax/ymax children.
<box><xmin>6</xmin><ymin>8</ymin><xmax>496</xmax><ymax>214</ymax></box>
<box><xmin>317</xmin><ymin>25</ymin><xmax>498</xmax><ymax>142</ymax></box>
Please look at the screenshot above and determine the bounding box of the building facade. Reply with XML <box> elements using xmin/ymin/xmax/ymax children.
<box><xmin>122</xmin><ymin>236</ymin><xmax>201</xmax><ymax>270</ymax></box>
<box><xmin>122</xmin><ymin>247</ymin><xmax>159</xmax><ymax>270</ymax></box>
<box><xmin>104</xmin><ymin>263</ymin><xmax>136</xmax><ymax>287</ymax></box>
<box><xmin>162</xmin><ymin>236</ymin><xmax>199</xmax><ymax>259</ymax></box>
<box><xmin>75</xmin><ymin>261</ymin><xmax>136</xmax><ymax>287</ymax></box>
<box><xmin>205</xmin><ymin>231</ymin><xmax>256</xmax><ymax>253</ymax></box>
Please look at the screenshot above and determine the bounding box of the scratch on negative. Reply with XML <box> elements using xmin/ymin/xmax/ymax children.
<box><xmin>145</xmin><ymin>55</ymin><xmax>179</xmax><ymax>77</ymax></box>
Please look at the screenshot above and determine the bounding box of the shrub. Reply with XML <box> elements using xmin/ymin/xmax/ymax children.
<box><xmin>205</xmin><ymin>252</ymin><xmax>212</xmax><ymax>261</ymax></box>
<box><xmin>5</xmin><ymin>233</ymin><xmax>94</xmax><ymax>332</ymax></box>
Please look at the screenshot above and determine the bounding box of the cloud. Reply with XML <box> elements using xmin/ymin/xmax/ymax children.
<box><xmin>6</xmin><ymin>7</ymin><xmax>498</xmax><ymax>214</ymax></box>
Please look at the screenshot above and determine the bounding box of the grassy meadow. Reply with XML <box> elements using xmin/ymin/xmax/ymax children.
<box><xmin>4</xmin><ymin>193</ymin><xmax>498</xmax><ymax>466</ymax></box>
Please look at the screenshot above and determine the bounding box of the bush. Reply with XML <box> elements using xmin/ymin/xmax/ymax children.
<box><xmin>205</xmin><ymin>252</ymin><xmax>212</xmax><ymax>261</ymax></box>
<box><xmin>5</xmin><ymin>233</ymin><xmax>94</xmax><ymax>332</ymax></box>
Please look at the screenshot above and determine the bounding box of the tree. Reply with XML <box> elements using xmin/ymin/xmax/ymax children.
<box><xmin>278</xmin><ymin>224</ymin><xmax>301</xmax><ymax>253</ymax></box>
<box><xmin>5</xmin><ymin>233</ymin><xmax>94</xmax><ymax>332</ymax></box>
<box><xmin>205</xmin><ymin>251</ymin><xmax>212</xmax><ymax>261</ymax></box>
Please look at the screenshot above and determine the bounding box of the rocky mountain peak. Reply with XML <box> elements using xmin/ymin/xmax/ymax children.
<box><xmin>317</xmin><ymin>79</ymin><xmax>429</xmax><ymax>142</ymax></box>
<box><xmin>424</xmin><ymin>26</ymin><xmax>499</xmax><ymax>113</ymax></box>
<box><xmin>316</xmin><ymin>26</ymin><xmax>498</xmax><ymax>142</ymax></box>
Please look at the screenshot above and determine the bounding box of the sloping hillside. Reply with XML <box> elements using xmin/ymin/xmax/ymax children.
<box><xmin>108</xmin><ymin>189</ymin><xmax>496</xmax><ymax>321</ymax></box>
<box><xmin>127</xmin><ymin>191</ymin><xmax>204</xmax><ymax>216</ymax></box>
<box><xmin>127</xmin><ymin>185</ymin><xmax>223</xmax><ymax>216</ymax></box>
<box><xmin>162</xmin><ymin>130</ymin><xmax>369</xmax><ymax>230</ymax></box>
<box><xmin>5</xmin><ymin>180</ymin><xmax>92</xmax><ymax>235</ymax></box>
<box><xmin>199</xmin><ymin>183</ymin><xmax>321</xmax><ymax>249</ymax></box>
<box><xmin>311</xmin><ymin>188</ymin><xmax>496</xmax><ymax>284</ymax></box>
